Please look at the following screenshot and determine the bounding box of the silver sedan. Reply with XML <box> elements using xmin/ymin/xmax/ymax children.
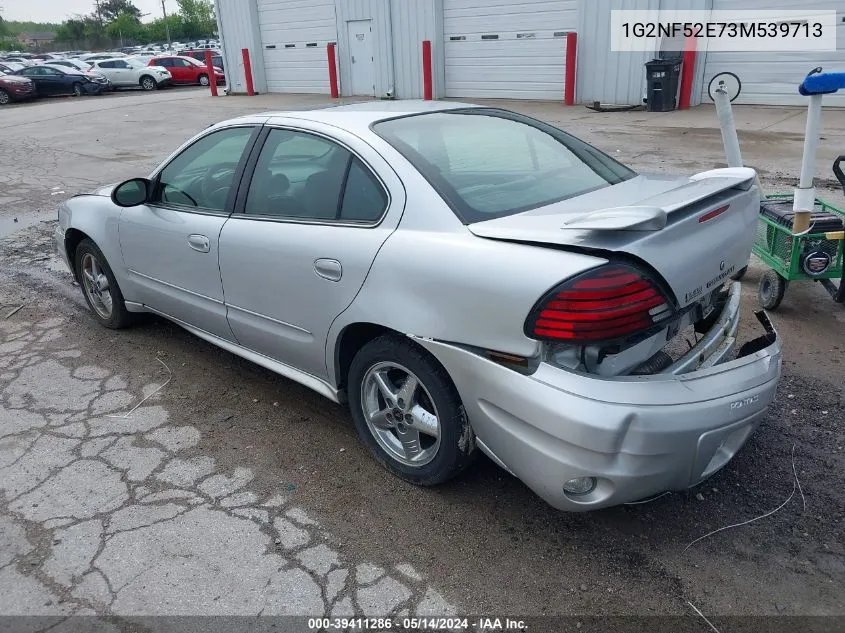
<box><xmin>55</xmin><ymin>102</ymin><xmax>781</xmax><ymax>511</ymax></box>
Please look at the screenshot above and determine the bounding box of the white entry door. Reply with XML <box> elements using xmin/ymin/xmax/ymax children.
<box><xmin>346</xmin><ymin>20</ymin><xmax>375</xmax><ymax>96</ymax></box>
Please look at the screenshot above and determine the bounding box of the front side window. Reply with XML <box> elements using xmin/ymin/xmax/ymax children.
<box><xmin>373</xmin><ymin>109</ymin><xmax>636</xmax><ymax>223</ymax></box>
<box><xmin>244</xmin><ymin>129</ymin><xmax>387</xmax><ymax>223</ymax></box>
<box><xmin>152</xmin><ymin>126</ymin><xmax>254</xmax><ymax>212</ymax></box>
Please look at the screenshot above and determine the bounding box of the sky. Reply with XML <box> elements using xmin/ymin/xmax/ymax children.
<box><xmin>4</xmin><ymin>0</ymin><xmax>178</xmax><ymax>23</ymax></box>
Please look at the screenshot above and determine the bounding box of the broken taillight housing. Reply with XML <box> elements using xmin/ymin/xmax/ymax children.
<box><xmin>525</xmin><ymin>264</ymin><xmax>674</xmax><ymax>344</ymax></box>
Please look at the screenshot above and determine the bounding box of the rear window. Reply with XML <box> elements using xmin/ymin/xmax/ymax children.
<box><xmin>373</xmin><ymin>109</ymin><xmax>636</xmax><ymax>223</ymax></box>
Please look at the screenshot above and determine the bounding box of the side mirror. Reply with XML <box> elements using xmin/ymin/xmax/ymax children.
<box><xmin>112</xmin><ymin>178</ymin><xmax>151</xmax><ymax>207</ymax></box>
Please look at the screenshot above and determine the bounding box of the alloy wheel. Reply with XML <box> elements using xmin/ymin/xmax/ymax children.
<box><xmin>80</xmin><ymin>253</ymin><xmax>113</xmax><ymax>320</ymax></box>
<box><xmin>0</xmin><ymin>90</ymin><xmax>9</xmax><ymax>105</ymax></box>
<box><xmin>360</xmin><ymin>361</ymin><xmax>442</xmax><ymax>467</ymax></box>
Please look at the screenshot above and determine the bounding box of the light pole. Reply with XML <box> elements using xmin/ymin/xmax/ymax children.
<box><xmin>161</xmin><ymin>0</ymin><xmax>171</xmax><ymax>48</ymax></box>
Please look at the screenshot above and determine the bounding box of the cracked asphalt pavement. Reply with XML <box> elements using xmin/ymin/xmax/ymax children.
<box><xmin>1</xmin><ymin>90</ymin><xmax>844</xmax><ymax>631</ymax></box>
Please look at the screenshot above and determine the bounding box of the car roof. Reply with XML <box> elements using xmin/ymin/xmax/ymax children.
<box><xmin>262</xmin><ymin>100</ymin><xmax>480</xmax><ymax>127</ymax></box>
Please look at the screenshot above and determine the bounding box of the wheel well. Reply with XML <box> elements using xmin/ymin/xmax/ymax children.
<box><xmin>139</xmin><ymin>74</ymin><xmax>153</xmax><ymax>83</ymax></box>
<box><xmin>335</xmin><ymin>323</ymin><xmax>398</xmax><ymax>389</ymax></box>
<box><xmin>64</xmin><ymin>228</ymin><xmax>89</xmax><ymax>281</ymax></box>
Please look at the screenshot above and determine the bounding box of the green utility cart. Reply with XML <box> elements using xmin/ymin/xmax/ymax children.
<box><xmin>752</xmin><ymin>179</ymin><xmax>845</xmax><ymax>310</ymax></box>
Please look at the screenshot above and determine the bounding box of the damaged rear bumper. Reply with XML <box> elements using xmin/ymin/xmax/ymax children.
<box><xmin>412</xmin><ymin>282</ymin><xmax>782</xmax><ymax>511</ymax></box>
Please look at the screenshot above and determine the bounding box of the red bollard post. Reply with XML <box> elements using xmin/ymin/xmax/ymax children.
<box><xmin>678</xmin><ymin>36</ymin><xmax>697</xmax><ymax>110</ymax></box>
<box><xmin>327</xmin><ymin>43</ymin><xmax>339</xmax><ymax>98</ymax></box>
<box><xmin>204</xmin><ymin>49</ymin><xmax>218</xmax><ymax>97</ymax></box>
<box><xmin>564</xmin><ymin>32</ymin><xmax>577</xmax><ymax>106</ymax></box>
<box><xmin>422</xmin><ymin>40</ymin><xmax>433</xmax><ymax>100</ymax></box>
<box><xmin>242</xmin><ymin>48</ymin><xmax>255</xmax><ymax>96</ymax></box>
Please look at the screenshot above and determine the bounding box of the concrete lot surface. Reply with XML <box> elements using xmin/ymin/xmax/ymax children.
<box><xmin>0</xmin><ymin>90</ymin><xmax>843</xmax><ymax>629</ymax></box>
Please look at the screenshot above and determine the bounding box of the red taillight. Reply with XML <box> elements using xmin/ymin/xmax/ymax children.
<box><xmin>525</xmin><ymin>264</ymin><xmax>673</xmax><ymax>343</ymax></box>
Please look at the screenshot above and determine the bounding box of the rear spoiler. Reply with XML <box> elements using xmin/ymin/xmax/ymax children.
<box><xmin>560</xmin><ymin>168</ymin><xmax>757</xmax><ymax>231</ymax></box>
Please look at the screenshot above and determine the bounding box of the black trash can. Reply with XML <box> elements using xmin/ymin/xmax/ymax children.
<box><xmin>645</xmin><ymin>58</ymin><xmax>682</xmax><ymax>112</ymax></box>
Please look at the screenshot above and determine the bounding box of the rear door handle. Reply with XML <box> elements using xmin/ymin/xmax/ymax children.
<box><xmin>314</xmin><ymin>258</ymin><xmax>342</xmax><ymax>282</ymax></box>
<box><xmin>187</xmin><ymin>234</ymin><xmax>210</xmax><ymax>253</ymax></box>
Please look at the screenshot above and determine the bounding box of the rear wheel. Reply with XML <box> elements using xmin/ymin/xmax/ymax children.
<box><xmin>72</xmin><ymin>82</ymin><xmax>84</xmax><ymax>97</ymax></box>
<box><xmin>758</xmin><ymin>269</ymin><xmax>787</xmax><ymax>310</ymax></box>
<box><xmin>74</xmin><ymin>238</ymin><xmax>135</xmax><ymax>329</ymax></box>
<box><xmin>198</xmin><ymin>74</ymin><xmax>210</xmax><ymax>86</ymax></box>
<box><xmin>140</xmin><ymin>75</ymin><xmax>157</xmax><ymax>91</ymax></box>
<box><xmin>0</xmin><ymin>89</ymin><xmax>9</xmax><ymax>105</ymax></box>
<box><xmin>347</xmin><ymin>335</ymin><xmax>476</xmax><ymax>486</ymax></box>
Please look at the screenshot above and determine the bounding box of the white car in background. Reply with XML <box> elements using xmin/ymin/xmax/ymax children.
<box><xmin>81</xmin><ymin>52</ymin><xmax>128</xmax><ymax>63</ymax></box>
<box><xmin>87</xmin><ymin>58</ymin><xmax>171</xmax><ymax>91</ymax></box>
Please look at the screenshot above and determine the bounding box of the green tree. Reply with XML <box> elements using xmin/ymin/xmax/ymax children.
<box><xmin>145</xmin><ymin>15</ymin><xmax>184</xmax><ymax>43</ymax></box>
<box><xmin>106</xmin><ymin>11</ymin><xmax>145</xmax><ymax>43</ymax></box>
<box><xmin>0</xmin><ymin>13</ymin><xmax>6</xmax><ymax>38</ymax></box>
<box><xmin>55</xmin><ymin>18</ymin><xmax>88</xmax><ymax>44</ymax></box>
<box><xmin>98</xmin><ymin>0</ymin><xmax>142</xmax><ymax>22</ymax></box>
<box><xmin>175</xmin><ymin>0</ymin><xmax>215</xmax><ymax>38</ymax></box>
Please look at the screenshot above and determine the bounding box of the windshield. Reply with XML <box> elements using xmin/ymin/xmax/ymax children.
<box><xmin>373</xmin><ymin>109</ymin><xmax>636</xmax><ymax>223</ymax></box>
<box><xmin>126</xmin><ymin>58</ymin><xmax>145</xmax><ymax>68</ymax></box>
<box><xmin>184</xmin><ymin>57</ymin><xmax>205</xmax><ymax>67</ymax></box>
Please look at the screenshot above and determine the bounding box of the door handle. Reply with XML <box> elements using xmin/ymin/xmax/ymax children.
<box><xmin>187</xmin><ymin>234</ymin><xmax>210</xmax><ymax>253</ymax></box>
<box><xmin>314</xmin><ymin>258</ymin><xmax>342</xmax><ymax>282</ymax></box>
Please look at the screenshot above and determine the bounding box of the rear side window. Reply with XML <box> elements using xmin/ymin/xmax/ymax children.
<box><xmin>373</xmin><ymin>109</ymin><xmax>636</xmax><ymax>223</ymax></box>
<box><xmin>340</xmin><ymin>159</ymin><xmax>388</xmax><ymax>222</ymax></box>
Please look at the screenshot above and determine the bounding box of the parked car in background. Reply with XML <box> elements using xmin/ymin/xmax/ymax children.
<box><xmin>130</xmin><ymin>54</ymin><xmax>155</xmax><ymax>66</ymax></box>
<box><xmin>31</xmin><ymin>53</ymin><xmax>64</xmax><ymax>62</ymax></box>
<box><xmin>48</xmin><ymin>59</ymin><xmax>93</xmax><ymax>72</ymax></box>
<box><xmin>180</xmin><ymin>49</ymin><xmax>225</xmax><ymax>72</ymax></box>
<box><xmin>0</xmin><ymin>62</ymin><xmax>26</xmax><ymax>74</ymax></box>
<box><xmin>41</xmin><ymin>63</ymin><xmax>113</xmax><ymax>92</ymax></box>
<box><xmin>80</xmin><ymin>52</ymin><xmax>128</xmax><ymax>63</ymax></box>
<box><xmin>15</xmin><ymin>66</ymin><xmax>104</xmax><ymax>97</ymax></box>
<box><xmin>150</xmin><ymin>55</ymin><xmax>224</xmax><ymax>86</ymax></box>
<box><xmin>3</xmin><ymin>57</ymin><xmax>35</xmax><ymax>66</ymax></box>
<box><xmin>88</xmin><ymin>58</ymin><xmax>171</xmax><ymax>91</ymax></box>
<box><xmin>0</xmin><ymin>73</ymin><xmax>35</xmax><ymax>104</ymax></box>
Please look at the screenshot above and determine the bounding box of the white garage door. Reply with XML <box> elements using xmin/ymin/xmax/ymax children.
<box><xmin>444</xmin><ymin>0</ymin><xmax>578</xmax><ymax>100</ymax></box>
<box><xmin>257</xmin><ymin>0</ymin><xmax>337</xmax><ymax>94</ymax></box>
<box><xmin>701</xmin><ymin>1</ymin><xmax>845</xmax><ymax>107</ymax></box>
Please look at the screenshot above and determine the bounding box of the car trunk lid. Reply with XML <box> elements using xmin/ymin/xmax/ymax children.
<box><xmin>468</xmin><ymin>168</ymin><xmax>759</xmax><ymax>309</ymax></box>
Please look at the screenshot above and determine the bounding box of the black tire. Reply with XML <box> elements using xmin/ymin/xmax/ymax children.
<box><xmin>731</xmin><ymin>265</ymin><xmax>748</xmax><ymax>281</ymax></box>
<box><xmin>198</xmin><ymin>74</ymin><xmax>210</xmax><ymax>87</ymax></box>
<box><xmin>140</xmin><ymin>75</ymin><xmax>157</xmax><ymax>91</ymax></box>
<box><xmin>0</xmin><ymin>89</ymin><xmax>10</xmax><ymax>105</ymax></box>
<box><xmin>758</xmin><ymin>269</ymin><xmax>786</xmax><ymax>310</ymax></box>
<box><xmin>72</xmin><ymin>82</ymin><xmax>84</xmax><ymax>97</ymax></box>
<box><xmin>347</xmin><ymin>334</ymin><xmax>476</xmax><ymax>486</ymax></box>
<box><xmin>74</xmin><ymin>238</ymin><xmax>135</xmax><ymax>329</ymax></box>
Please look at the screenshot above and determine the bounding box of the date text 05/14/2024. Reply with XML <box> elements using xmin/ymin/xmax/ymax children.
<box><xmin>307</xmin><ymin>617</ymin><xmax>528</xmax><ymax>631</ymax></box>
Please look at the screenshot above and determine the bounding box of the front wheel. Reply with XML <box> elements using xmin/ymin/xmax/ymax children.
<box><xmin>0</xmin><ymin>89</ymin><xmax>9</xmax><ymax>105</ymax></box>
<box><xmin>72</xmin><ymin>82</ymin><xmax>84</xmax><ymax>97</ymax></box>
<box><xmin>348</xmin><ymin>335</ymin><xmax>476</xmax><ymax>486</ymax></box>
<box><xmin>198</xmin><ymin>74</ymin><xmax>210</xmax><ymax>86</ymax></box>
<box><xmin>140</xmin><ymin>76</ymin><xmax>157</xmax><ymax>91</ymax></box>
<box><xmin>758</xmin><ymin>269</ymin><xmax>787</xmax><ymax>310</ymax></box>
<box><xmin>74</xmin><ymin>238</ymin><xmax>135</xmax><ymax>329</ymax></box>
